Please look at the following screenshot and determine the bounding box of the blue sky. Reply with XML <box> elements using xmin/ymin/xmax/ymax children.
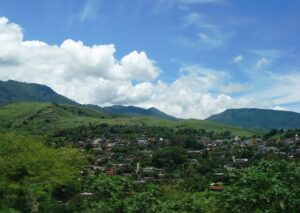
<box><xmin>0</xmin><ymin>0</ymin><xmax>300</xmax><ymax>118</ymax></box>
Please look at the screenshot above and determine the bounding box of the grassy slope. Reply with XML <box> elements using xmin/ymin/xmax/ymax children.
<box><xmin>0</xmin><ymin>80</ymin><xmax>78</xmax><ymax>106</ymax></box>
<box><xmin>206</xmin><ymin>108</ymin><xmax>300</xmax><ymax>130</ymax></box>
<box><xmin>0</xmin><ymin>102</ymin><xmax>113</xmax><ymax>134</ymax></box>
<box><xmin>98</xmin><ymin>116</ymin><xmax>257</xmax><ymax>136</ymax></box>
<box><xmin>0</xmin><ymin>102</ymin><xmax>257</xmax><ymax>137</ymax></box>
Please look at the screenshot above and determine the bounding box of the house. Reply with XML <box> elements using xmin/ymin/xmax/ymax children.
<box><xmin>187</xmin><ymin>150</ymin><xmax>203</xmax><ymax>154</ymax></box>
<box><xmin>137</xmin><ymin>139</ymin><xmax>148</xmax><ymax>145</ymax></box>
<box><xmin>235</xmin><ymin>158</ymin><xmax>249</xmax><ymax>164</ymax></box>
<box><xmin>143</xmin><ymin>177</ymin><xmax>156</xmax><ymax>182</ymax></box>
<box><xmin>234</xmin><ymin>136</ymin><xmax>241</xmax><ymax>142</ymax></box>
<box><xmin>215</xmin><ymin>139</ymin><xmax>225</xmax><ymax>145</ymax></box>
<box><xmin>92</xmin><ymin>166</ymin><xmax>105</xmax><ymax>172</ymax></box>
<box><xmin>107</xmin><ymin>143</ymin><xmax>116</xmax><ymax>148</ymax></box>
<box><xmin>142</xmin><ymin>167</ymin><xmax>164</xmax><ymax>177</ymax></box>
<box><xmin>188</xmin><ymin>159</ymin><xmax>198</xmax><ymax>164</ymax></box>
<box><xmin>266</xmin><ymin>146</ymin><xmax>278</xmax><ymax>152</ymax></box>
<box><xmin>105</xmin><ymin>168</ymin><xmax>115</xmax><ymax>175</ymax></box>
<box><xmin>209</xmin><ymin>183</ymin><xmax>224</xmax><ymax>191</ymax></box>
<box><xmin>257</xmin><ymin>143</ymin><xmax>267</xmax><ymax>153</ymax></box>
<box><xmin>80</xmin><ymin>192</ymin><xmax>94</xmax><ymax>196</ymax></box>
<box><xmin>224</xmin><ymin>164</ymin><xmax>235</xmax><ymax>171</ymax></box>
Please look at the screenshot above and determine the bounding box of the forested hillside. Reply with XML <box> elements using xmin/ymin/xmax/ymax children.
<box><xmin>206</xmin><ymin>108</ymin><xmax>300</xmax><ymax>130</ymax></box>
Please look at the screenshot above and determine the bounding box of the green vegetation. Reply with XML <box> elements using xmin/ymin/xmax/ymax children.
<box><xmin>0</xmin><ymin>102</ymin><xmax>114</xmax><ymax>134</ymax></box>
<box><xmin>0</xmin><ymin>102</ymin><xmax>256</xmax><ymax>136</ymax></box>
<box><xmin>0</xmin><ymin>133</ymin><xmax>84</xmax><ymax>213</ymax></box>
<box><xmin>1</xmin><ymin>99</ymin><xmax>299</xmax><ymax>212</ymax></box>
<box><xmin>0</xmin><ymin>80</ymin><xmax>77</xmax><ymax>106</ymax></box>
<box><xmin>223</xmin><ymin>160</ymin><xmax>300</xmax><ymax>212</ymax></box>
<box><xmin>206</xmin><ymin>108</ymin><xmax>300</xmax><ymax>130</ymax></box>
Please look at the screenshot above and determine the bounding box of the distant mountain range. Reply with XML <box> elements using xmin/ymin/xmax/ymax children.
<box><xmin>102</xmin><ymin>105</ymin><xmax>176</xmax><ymax>120</ymax></box>
<box><xmin>1</xmin><ymin>80</ymin><xmax>300</xmax><ymax>130</ymax></box>
<box><xmin>0</xmin><ymin>80</ymin><xmax>176</xmax><ymax>120</ymax></box>
<box><xmin>206</xmin><ymin>108</ymin><xmax>300</xmax><ymax>130</ymax></box>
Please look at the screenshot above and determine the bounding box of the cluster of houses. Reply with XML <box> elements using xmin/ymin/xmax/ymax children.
<box><xmin>75</xmin><ymin>131</ymin><xmax>300</xmax><ymax>187</ymax></box>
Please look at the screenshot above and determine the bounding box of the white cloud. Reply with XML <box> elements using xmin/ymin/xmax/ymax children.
<box><xmin>256</xmin><ymin>57</ymin><xmax>271</xmax><ymax>69</ymax></box>
<box><xmin>2</xmin><ymin>16</ymin><xmax>298</xmax><ymax>119</ymax></box>
<box><xmin>271</xmin><ymin>106</ymin><xmax>288</xmax><ymax>111</ymax></box>
<box><xmin>233</xmin><ymin>54</ymin><xmax>243</xmax><ymax>63</ymax></box>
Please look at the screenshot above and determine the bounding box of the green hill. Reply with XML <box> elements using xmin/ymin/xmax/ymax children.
<box><xmin>0</xmin><ymin>102</ymin><xmax>256</xmax><ymax>136</ymax></box>
<box><xmin>206</xmin><ymin>108</ymin><xmax>300</xmax><ymax>130</ymax></box>
<box><xmin>0</xmin><ymin>80</ymin><xmax>178</xmax><ymax>120</ymax></box>
<box><xmin>0</xmin><ymin>102</ymin><xmax>115</xmax><ymax>134</ymax></box>
<box><xmin>0</xmin><ymin>80</ymin><xmax>78</xmax><ymax>106</ymax></box>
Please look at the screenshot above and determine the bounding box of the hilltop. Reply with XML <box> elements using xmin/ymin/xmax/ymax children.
<box><xmin>0</xmin><ymin>80</ymin><xmax>77</xmax><ymax>106</ymax></box>
<box><xmin>103</xmin><ymin>105</ymin><xmax>177</xmax><ymax>120</ymax></box>
<box><xmin>206</xmin><ymin>108</ymin><xmax>300</xmax><ymax>130</ymax></box>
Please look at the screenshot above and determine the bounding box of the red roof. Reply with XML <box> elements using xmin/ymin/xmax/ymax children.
<box><xmin>209</xmin><ymin>184</ymin><xmax>224</xmax><ymax>191</ymax></box>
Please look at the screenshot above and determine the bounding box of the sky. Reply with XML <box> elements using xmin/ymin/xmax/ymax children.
<box><xmin>0</xmin><ymin>0</ymin><xmax>300</xmax><ymax>119</ymax></box>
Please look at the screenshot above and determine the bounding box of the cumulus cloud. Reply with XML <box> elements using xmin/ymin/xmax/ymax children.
<box><xmin>1</xmin><ymin>16</ymin><xmax>288</xmax><ymax>119</ymax></box>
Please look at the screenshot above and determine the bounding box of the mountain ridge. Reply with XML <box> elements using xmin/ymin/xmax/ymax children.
<box><xmin>0</xmin><ymin>80</ymin><xmax>176</xmax><ymax>120</ymax></box>
<box><xmin>206</xmin><ymin>108</ymin><xmax>300</xmax><ymax>130</ymax></box>
<box><xmin>103</xmin><ymin>105</ymin><xmax>177</xmax><ymax>120</ymax></box>
<box><xmin>0</xmin><ymin>80</ymin><xmax>77</xmax><ymax>106</ymax></box>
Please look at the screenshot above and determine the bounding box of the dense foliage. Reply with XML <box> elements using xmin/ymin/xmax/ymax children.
<box><xmin>0</xmin><ymin>133</ymin><xmax>84</xmax><ymax>213</ymax></box>
<box><xmin>223</xmin><ymin>160</ymin><xmax>300</xmax><ymax>212</ymax></box>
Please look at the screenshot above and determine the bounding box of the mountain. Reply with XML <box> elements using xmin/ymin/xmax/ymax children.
<box><xmin>0</xmin><ymin>102</ymin><xmax>113</xmax><ymax>133</ymax></box>
<box><xmin>103</xmin><ymin>105</ymin><xmax>177</xmax><ymax>120</ymax></box>
<box><xmin>0</xmin><ymin>80</ymin><xmax>78</xmax><ymax>106</ymax></box>
<box><xmin>206</xmin><ymin>108</ymin><xmax>300</xmax><ymax>130</ymax></box>
<box><xmin>0</xmin><ymin>101</ymin><xmax>255</xmax><ymax>136</ymax></box>
<box><xmin>0</xmin><ymin>80</ymin><xmax>177</xmax><ymax>120</ymax></box>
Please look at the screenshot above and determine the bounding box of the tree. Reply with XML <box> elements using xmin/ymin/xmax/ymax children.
<box><xmin>152</xmin><ymin>147</ymin><xmax>188</xmax><ymax>172</ymax></box>
<box><xmin>125</xmin><ymin>185</ymin><xmax>161</xmax><ymax>213</ymax></box>
<box><xmin>79</xmin><ymin>175</ymin><xmax>132</xmax><ymax>213</ymax></box>
<box><xmin>0</xmin><ymin>133</ymin><xmax>84</xmax><ymax>212</ymax></box>
<box><xmin>159</xmin><ymin>191</ymin><xmax>221</xmax><ymax>213</ymax></box>
<box><xmin>223</xmin><ymin>160</ymin><xmax>300</xmax><ymax>213</ymax></box>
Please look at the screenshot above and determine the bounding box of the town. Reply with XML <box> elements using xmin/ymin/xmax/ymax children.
<box><xmin>48</xmin><ymin>124</ymin><xmax>300</xmax><ymax>191</ymax></box>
